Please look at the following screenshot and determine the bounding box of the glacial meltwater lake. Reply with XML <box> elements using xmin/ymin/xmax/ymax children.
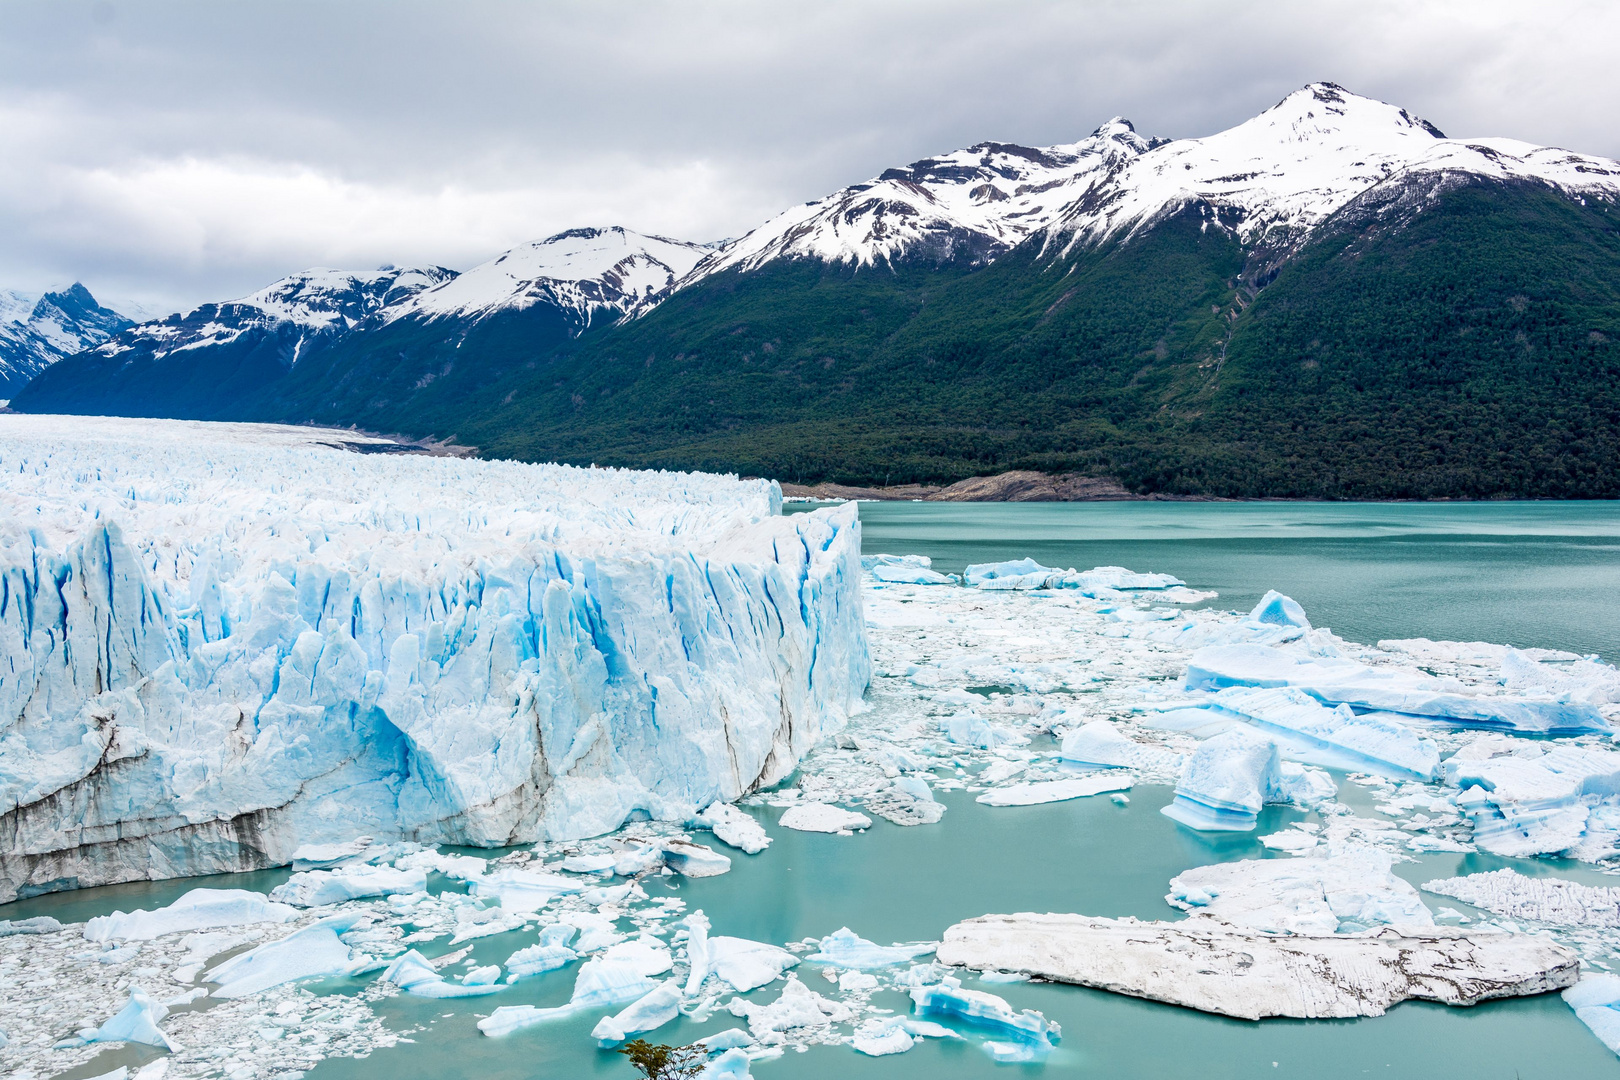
<box><xmin>13</xmin><ymin>500</ymin><xmax>1620</xmax><ymax>1080</ymax></box>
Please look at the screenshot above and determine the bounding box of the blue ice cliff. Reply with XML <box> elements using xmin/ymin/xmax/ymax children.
<box><xmin>0</xmin><ymin>417</ymin><xmax>870</xmax><ymax>902</ymax></box>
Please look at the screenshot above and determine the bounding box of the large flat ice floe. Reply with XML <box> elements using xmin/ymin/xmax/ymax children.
<box><xmin>0</xmin><ymin>416</ymin><xmax>868</xmax><ymax>902</ymax></box>
<box><xmin>937</xmin><ymin>912</ymin><xmax>1579</xmax><ymax>1019</ymax></box>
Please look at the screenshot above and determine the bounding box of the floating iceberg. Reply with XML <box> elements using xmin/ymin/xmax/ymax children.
<box><xmin>1166</xmin><ymin>849</ymin><xmax>1433</xmax><ymax>934</ymax></box>
<box><xmin>807</xmin><ymin>927</ymin><xmax>936</xmax><ymax>968</ymax></box>
<box><xmin>726</xmin><ymin>974</ymin><xmax>852</xmax><ymax>1038</ymax></box>
<box><xmin>380</xmin><ymin>949</ymin><xmax>503</xmax><ymax>998</ymax></box>
<box><xmin>1445</xmin><ymin>744</ymin><xmax>1620</xmax><ymax>857</ymax></box>
<box><xmin>1190</xmin><ymin>686</ymin><xmax>1440</xmax><ymax>780</ymax></box>
<box><xmin>659</xmin><ymin>838</ymin><xmax>732</xmax><ymax>877</ymax></box>
<box><xmin>1421</xmin><ymin>868</ymin><xmax>1620</xmax><ymax>926</ymax></box>
<box><xmin>864</xmin><ymin>555</ymin><xmax>955</xmax><ymax>586</ymax></box>
<box><xmin>505</xmin><ymin>925</ymin><xmax>581</xmax><ymax>980</ymax></box>
<box><xmin>964</xmin><ymin>559</ymin><xmax>1182</xmax><ymax>593</ymax></box>
<box><xmin>1161</xmin><ymin>728</ymin><xmax>1332</xmax><ymax>832</ymax></box>
<box><xmin>1059</xmin><ymin>721</ymin><xmax>1181</xmax><ymax>772</ymax></box>
<box><xmin>477</xmin><ymin>952</ymin><xmax>661</xmax><ymax>1036</ymax></box>
<box><xmin>270</xmin><ymin>865</ymin><xmax>427</xmax><ymax>907</ymax></box>
<box><xmin>463</xmin><ymin>866</ymin><xmax>584</xmax><ymax>913</ymax></box>
<box><xmin>976</xmin><ymin>774</ymin><xmax>1133</xmax><ymax>806</ymax></box>
<box><xmin>1185</xmin><ymin>644</ymin><xmax>1607</xmax><ymax>735</ymax></box>
<box><xmin>204</xmin><ymin>915</ymin><xmax>362</xmax><ymax>998</ymax></box>
<box><xmin>909</xmin><ymin>976</ymin><xmax>1059</xmax><ymax>1054</ymax></box>
<box><xmin>74</xmin><ymin>987</ymin><xmax>177</xmax><ymax>1050</ymax></box>
<box><xmin>778</xmin><ymin>804</ymin><xmax>872</xmax><ymax>833</ymax></box>
<box><xmin>705</xmin><ymin>937</ymin><xmax>801</xmax><ymax>991</ymax></box>
<box><xmin>591</xmin><ymin>980</ymin><xmax>681</xmax><ymax>1047</ymax></box>
<box><xmin>693</xmin><ymin>803</ymin><xmax>771</xmax><ymax>853</ymax></box>
<box><xmin>1566</xmin><ymin>975</ymin><xmax>1620</xmax><ymax>1056</ymax></box>
<box><xmin>0</xmin><ymin>416</ymin><xmax>869</xmax><ymax>903</ymax></box>
<box><xmin>938</xmin><ymin>913</ymin><xmax>1578</xmax><ymax>1019</ymax></box>
<box><xmin>83</xmin><ymin>888</ymin><xmax>298</xmax><ymax>941</ymax></box>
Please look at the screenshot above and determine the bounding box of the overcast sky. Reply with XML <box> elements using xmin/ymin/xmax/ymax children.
<box><xmin>4</xmin><ymin>0</ymin><xmax>1618</xmax><ymax>315</ymax></box>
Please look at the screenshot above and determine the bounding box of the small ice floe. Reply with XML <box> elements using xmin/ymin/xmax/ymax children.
<box><xmin>270</xmin><ymin>865</ymin><xmax>427</xmax><ymax>907</ymax></box>
<box><xmin>478</xmin><ymin>952</ymin><xmax>665</xmax><ymax>1035</ymax></box>
<box><xmin>1184</xmin><ymin>686</ymin><xmax>1441</xmax><ymax>781</ymax></box>
<box><xmin>693</xmin><ymin>803</ymin><xmax>772</xmax><ymax>853</ymax></box>
<box><xmin>70</xmin><ymin>987</ymin><xmax>178</xmax><ymax>1050</ymax></box>
<box><xmin>0</xmin><ymin>916</ymin><xmax>62</xmax><ymax>936</ymax></box>
<box><xmin>204</xmin><ymin>915</ymin><xmax>367</xmax><ymax>998</ymax></box>
<box><xmin>83</xmin><ymin>889</ymin><xmax>298</xmax><ymax>942</ymax></box>
<box><xmin>778</xmin><ymin>804</ymin><xmax>872</xmax><ymax>833</ymax></box>
<box><xmin>591</xmin><ymin>980</ymin><xmax>682</xmax><ymax>1047</ymax></box>
<box><xmin>1565</xmin><ymin>974</ymin><xmax>1620</xmax><ymax>1055</ymax></box>
<box><xmin>504</xmin><ymin>924</ymin><xmax>581</xmax><ymax>981</ymax></box>
<box><xmin>1166</xmin><ymin>849</ymin><xmax>1433</xmax><ymax>934</ymax></box>
<box><xmin>380</xmin><ymin>949</ymin><xmax>504</xmax><ymax>998</ymax></box>
<box><xmin>864</xmin><ymin>554</ymin><xmax>956</xmax><ymax>586</ymax></box>
<box><xmin>1059</xmin><ymin>721</ymin><xmax>1182</xmax><ymax>773</ymax></box>
<box><xmin>1421</xmin><ymin>868</ymin><xmax>1620</xmax><ymax>927</ymax></box>
<box><xmin>726</xmin><ymin>974</ymin><xmax>853</xmax><ymax>1039</ymax></box>
<box><xmin>938</xmin><ymin>912</ymin><xmax>1578</xmax><ymax>1019</ymax></box>
<box><xmin>849</xmin><ymin>1016</ymin><xmax>962</xmax><ymax>1056</ymax></box>
<box><xmin>910</xmin><ymin>977</ymin><xmax>1059</xmax><ymax>1061</ymax></box>
<box><xmin>976</xmin><ymin>773</ymin><xmax>1133</xmax><ymax>806</ymax></box>
<box><xmin>1184</xmin><ymin>642</ymin><xmax>1608</xmax><ymax>735</ymax></box>
<box><xmin>659</xmin><ymin>838</ymin><xmax>733</xmax><ymax>878</ymax></box>
<box><xmin>807</xmin><ymin>927</ymin><xmax>936</xmax><ymax>968</ymax></box>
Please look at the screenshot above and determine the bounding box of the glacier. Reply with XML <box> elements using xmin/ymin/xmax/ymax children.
<box><xmin>0</xmin><ymin>416</ymin><xmax>869</xmax><ymax>903</ymax></box>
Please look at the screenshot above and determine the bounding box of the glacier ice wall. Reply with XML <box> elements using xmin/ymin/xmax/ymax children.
<box><xmin>0</xmin><ymin>416</ymin><xmax>869</xmax><ymax>902</ymax></box>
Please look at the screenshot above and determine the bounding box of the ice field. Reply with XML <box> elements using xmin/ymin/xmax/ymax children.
<box><xmin>2</xmin><ymin>423</ymin><xmax>1620</xmax><ymax>1079</ymax></box>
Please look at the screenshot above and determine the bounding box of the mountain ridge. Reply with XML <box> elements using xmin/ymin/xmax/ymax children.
<box><xmin>13</xmin><ymin>84</ymin><xmax>1620</xmax><ymax>499</ymax></box>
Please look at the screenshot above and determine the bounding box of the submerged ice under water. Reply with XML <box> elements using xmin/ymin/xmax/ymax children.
<box><xmin>6</xmin><ymin>498</ymin><xmax>1620</xmax><ymax>1080</ymax></box>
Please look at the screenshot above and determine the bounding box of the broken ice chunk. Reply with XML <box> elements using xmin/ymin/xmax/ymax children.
<box><xmin>478</xmin><ymin>952</ymin><xmax>662</xmax><ymax>1035</ymax></box>
<box><xmin>1421</xmin><ymin>868</ymin><xmax>1620</xmax><ymax>927</ymax></box>
<box><xmin>1160</xmin><ymin>728</ymin><xmax>1279</xmax><ymax>832</ymax></box>
<box><xmin>779</xmin><ymin>804</ymin><xmax>872</xmax><ymax>833</ymax></box>
<box><xmin>726</xmin><ymin>974</ymin><xmax>852</xmax><ymax>1038</ymax></box>
<box><xmin>1565</xmin><ymin>975</ymin><xmax>1620</xmax><ymax>1055</ymax></box>
<box><xmin>591</xmin><ymin>980</ymin><xmax>681</xmax><ymax>1047</ymax></box>
<box><xmin>910</xmin><ymin>976</ymin><xmax>1059</xmax><ymax>1053</ymax></box>
<box><xmin>1185</xmin><ymin>644</ymin><xmax>1608</xmax><ymax>735</ymax></box>
<box><xmin>807</xmin><ymin>927</ymin><xmax>936</xmax><ymax>968</ymax></box>
<box><xmin>1059</xmin><ymin>721</ymin><xmax>1182</xmax><ymax>772</ymax></box>
<box><xmin>381</xmin><ymin>949</ymin><xmax>504</xmax><ymax>997</ymax></box>
<box><xmin>693</xmin><ymin>803</ymin><xmax>772</xmax><ymax>854</ymax></box>
<box><xmin>76</xmin><ymin>987</ymin><xmax>177</xmax><ymax>1050</ymax></box>
<box><xmin>270</xmin><ymin>865</ymin><xmax>428</xmax><ymax>907</ymax></box>
<box><xmin>660</xmin><ymin>838</ymin><xmax>732</xmax><ymax>877</ymax></box>
<box><xmin>1166</xmin><ymin>850</ymin><xmax>1433</xmax><ymax>934</ymax></box>
<box><xmin>976</xmin><ymin>774</ymin><xmax>1133</xmax><ymax>806</ymax></box>
<box><xmin>83</xmin><ymin>889</ymin><xmax>298</xmax><ymax>941</ymax></box>
<box><xmin>1196</xmin><ymin>686</ymin><xmax>1440</xmax><ymax>781</ymax></box>
<box><xmin>204</xmin><ymin>915</ymin><xmax>362</xmax><ymax>998</ymax></box>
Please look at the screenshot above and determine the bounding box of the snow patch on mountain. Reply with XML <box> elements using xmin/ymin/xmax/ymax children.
<box><xmin>94</xmin><ymin>266</ymin><xmax>454</xmax><ymax>365</ymax></box>
<box><xmin>0</xmin><ymin>284</ymin><xmax>132</xmax><ymax>395</ymax></box>
<box><xmin>391</xmin><ymin>227</ymin><xmax>710</xmax><ymax>326</ymax></box>
<box><xmin>1046</xmin><ymin>82</ymin><xmax>1620</xmax><ymax>258</ymax></box>
<box><xmin>682</xmin><ymin>121</ymin><xmax>1158</xmax><ymax>281</ymax></box>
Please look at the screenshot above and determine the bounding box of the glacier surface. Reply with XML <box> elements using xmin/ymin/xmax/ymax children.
<box><xmin>0</xmin><ymin>416</ymin><xmax>869</xmax><ymax>902</ymax></box>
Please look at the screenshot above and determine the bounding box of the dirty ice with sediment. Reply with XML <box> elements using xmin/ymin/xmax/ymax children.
<box><xmin>3</xmin><ymin>417</ymin><xmax>1620</xmax><ymax>1079</ymax></box>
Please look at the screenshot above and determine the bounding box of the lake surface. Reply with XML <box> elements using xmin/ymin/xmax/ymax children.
<box><xmin>16</xmin><ymin>499</ymin><xmax>1620</xmax><ymax>1080</ymax></box>
<box><xmin>840</xmin><ymin>500</ymin><xmax>1620</xmax><ymax>660</ymax></box>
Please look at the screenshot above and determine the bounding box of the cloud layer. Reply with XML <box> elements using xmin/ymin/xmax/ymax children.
<box><xmin>4</xmin><ymin>0</ymin><xmax>1617</xmax><ymax>315</ymax></box>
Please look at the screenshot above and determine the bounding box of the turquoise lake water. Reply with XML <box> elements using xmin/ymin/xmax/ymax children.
<box><xmin>17</xmin><ymin>500</ymin><xmax>1620</xmax><ymax>1080</ymax></box>
<box><xmin>843</xmin><ymin>500</ymin><xmax>1620</xmax><ymax>661</ymax></box>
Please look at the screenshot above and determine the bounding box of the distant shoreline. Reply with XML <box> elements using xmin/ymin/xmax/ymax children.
<box><xmin>777</xmin><ymin>470</ymin><xmax>1225</xmax><ymax>503</ymax></box>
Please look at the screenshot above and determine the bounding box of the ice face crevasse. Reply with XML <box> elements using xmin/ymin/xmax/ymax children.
<box><xmin>0</xmin><ymin>416</ymin><xmax>870</xmax><ymax>903</ymax></box>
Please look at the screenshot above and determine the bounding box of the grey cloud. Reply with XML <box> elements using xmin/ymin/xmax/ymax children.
<box><xmin>2</xmin><ymin>0</ymin><xmax>1616</xmax><ymax>314</ymax></box>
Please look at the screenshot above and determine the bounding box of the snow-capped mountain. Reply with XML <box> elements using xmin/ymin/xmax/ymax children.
<box><xmin>671</xmin><ymin>83</ymin><xmax>1620</xmax><ymax>296</ymax></box>
<box><xmin>0</xmin><ymin>284</ymin><xmax>132</xmax><ymax>396</ymax></box>
<box><xmin>684</xmin><ymin>121</ymin><xmax>1161</xmax><ymax>280</ymax></box>
<box><xmin>1042</xmin><ymin>82</ymin><xmax>1620</xmax><ymax>261</ymax></box>
<box><xmin>389</xmin><ymin>226</ymin><xmax>711</xmax><ymax>328</ymax></box>
<box><xmin>94</xmin><ymin>265</ymin><xmax>456</xmax><ymax>366</ymax></box>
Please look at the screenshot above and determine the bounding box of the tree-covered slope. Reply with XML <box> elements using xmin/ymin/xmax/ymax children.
<box><xmin>425</xmin><ymin>178</ymin><xmax>1618</xmax><ymax>498</ymax></box>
